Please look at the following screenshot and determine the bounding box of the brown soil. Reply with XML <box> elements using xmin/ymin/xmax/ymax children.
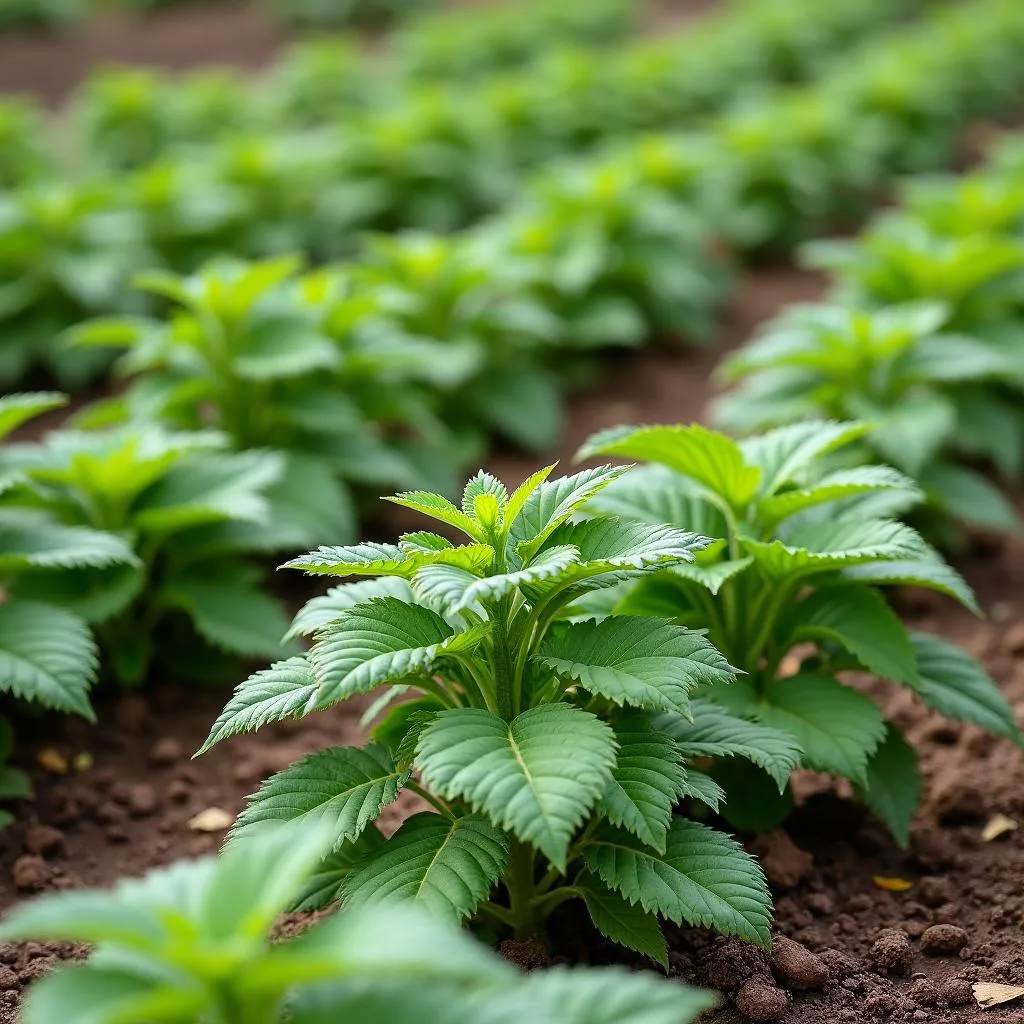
<box><xmin>2</xmin><ymin>266</ymin><xmax>1022</xmax><ymax>1023</ymax></box>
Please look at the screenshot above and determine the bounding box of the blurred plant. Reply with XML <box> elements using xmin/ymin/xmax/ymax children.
<box><xmin>268</xmin><ymin>0</ymin><xmax>432</xmax><ymax>29</ymax></box>
<box><xmin>714</xmin><ymin>301</ymin><xmax>1024</xmax><ymax>535</ymax></box>
<box><xmin>0</xmin><ymin>97</ymin><xmax>49</xmax><ymax>189</ymax></box>
<box><xmin>0</xmin><ymin>0</ymin><xmax>83</xmax><ymax>30</ymax></box>
<box><xmin>202</xmin><ymin>466</ymin><xmax>775</xmax><ymax>960</ymax></box>
<box><xmin>578</xmin><ymin>421</ymin><xmax>1022</xmax><ymax>843</ymax></box>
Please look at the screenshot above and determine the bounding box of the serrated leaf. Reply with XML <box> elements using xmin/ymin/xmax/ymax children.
<box><xmin>855</xmin><ymin>723</ymin><xmax>920</xmax><ymax>848</ymax></box>
<box><xmin>309</xmin><ymin>598</ymin><xmax>489</xmax><ymax>705</ymax></box>
<box><xmin>788</xmin><ymin>586</ymin><xmax>918</xmax><ymax>685</ymax></box>
<box><xmin>285</xmin><ymin>578</ymin><xmax>414</xmax><ymax>640</ymax></box>
<box><xmin>198</xmin><ymin>656</ymin><xmax>319</xmax><ymax>754</ymax></box>
<box><xmin>758</xmin><ymin>466</ymin><xmax>921</xmax><ymax>523</ymax></box>
<box><xmin>678</xmin><ymin>769</ymin><xmax>724</xmax><ymax>812</ymax></box>
<box><xmin>384</xmin><ymin>490</ymin><xmax>481</xmax><ymax>540</ymax></box>
<box><xmin>908</xmin><ymin>632</ymin><xmax>1023</xmax><ymax>744</ymax></box>
<box><xmin>840</xmin><ymin>543</ymin><xmax>979</xmax><ymax>607</ymax></box>
<box><xmin>578</xmin><ymin>873</ymin><xmax>668</xmax><ymax>968</ymax></box>
<box><xmin>584</xmin><ymin>819</ymin><xmax>772</xmax><ymax>947</ymax></box>
<box><xmin>416</xmin><ymin>704</ymin><xmax>616</xmax><ymax>868</ymax></box>
<box><xmin>0</xmin><ymin>602</ymin><xmax>96</xmax><ymax>719</ymax></box>
<box><xmin>232</xmin><ymin>744</ymin><xmax>408</xmax><ymax>847</ymax></box>
<box><xmin>0</xmin><ymin>514</ymin><xmax>138</xmax><ymax>572</ymax></box>
<box><xmin>13</xmin><ymin>563</ymin><xmax>145</xmax><ymax>625</ymax></box>
<box><xmin>461</xmin><ymin>471</ymin><xmax>508</xmax><ymax>518</ymax></box>
<box><xmin>285</xmin><ymin>541</ymin><xmax>494</xmax><ymax>578</ymax></box>
<box><xmin>744</xmin><ymin>519</ymin><xmax>929</xmax><ymax>578</ymax></box>
<box><xmin>739</xmin><ymin>420</ymin><xmax>874</xmax><ymax>498</ymax></box>
<box><xmin>578</xmin><ymin>425</ymin><xmax>760</xmax><ymax>510</ymax></box>
<box><xmin>670</xmin><ymin>558</ymin><xmax>753</xmax><ymax>595</ymax></box>
<box><xmin>922</xmin><ymin>462</ymin><xmax>1023</xmax><ymax>533</ymax></box>
<box><xmin>0</xmin><ymin>392</ymin><xmax>66</xmax><ymax>443</ymax></box>
<box><xmin>504</xmin><ymin>465</ymin><xmax>557</xmax><ymax>533</ymax></box>
<box><xmin>343</xmin><ymin>812</ymin><xmax>507</xmax><ymax>926</ymax></box>
<box><xmin>597</xmin><ymin>719</ymin><xmax>690</xmax><ymax>852</ymax></box>
<box><xmin>757</xmin><ymin>674</ymin><xmax>887</xmax><ymax>786</ymax></box>
<box><xmin>654</xmin><ymin>701</ymin><xmax>802</xmax><ymax>791</ymax></box>
<box><xmin>538</xmin><ymin>617</ymin><xmax>734</xmax><ymax>715</ymax></box>
<box><xmin>510</xmin><ymin>465</ymin><xmax>632</xmax><ymax>557</ymax></box>
<box><xmin>290</xmin><ymin>826</ymin><xmax>386</xmax><ymax>912</ymax></box>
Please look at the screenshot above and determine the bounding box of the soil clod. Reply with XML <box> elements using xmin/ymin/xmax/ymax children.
<box><xmin>736</xmin><ymin>976</ymin><xmax>790</xmax><ymax>1021</ymax></box>
<box><xmin>771</xmin><ymin>935</ymin><xmax>829</xmax><ymax>990</ymax></box>
<box><xmin>869</xmin><ymin>928</ymin><xmax>915</xmax><ymax>976</ymax></box>
<box><xmin>920</xmin><ymin>924</ymin><xmax>969</xmax><ymax>956</ymax></box>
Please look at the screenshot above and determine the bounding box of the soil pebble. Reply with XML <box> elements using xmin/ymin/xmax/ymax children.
<box><xmin>165</xmin><ymin>779</ymin><xmax>192</xmax><ymax>803</ymax></box>
<box><xmin>736</xmin><ymin>976</ymin><xmax>790</xmax><ymax>1021</ymax></box>
<box><xmin>908</xmin><ymin>978</ymin><xmax>939</xmax><ymax>1006</ymax></box>
<box><xmin>126</xmin><ymin>783</ymin><xmax>158</xmax><ymax>818</ymax></box>
<box><xmin>22</xmin><ymin>825</ymin><xmax>65</xmax><ymax>858</ymax></box>
<box><xmin>818</xmin><ymin>948</ymin><xmax>859</xmax><ymax>981</ymax></box>
<box><xmin>916</xmin><ymin>876</ymin><xmax>952</xmax><ymax>908</ymax></box>
<box><xmin>499</xmin><ymin>938</ymin><xmax>550</xmax><ymax>972</ymax></box>
<box><xmin>938</xmin><ymin>976</ymin><xmax>974</xmax><ymax>1005</ymax></box>
<box><xmin>11</xmin><ymin>856</ymin><xmax>52</xmax><ymax>892</ymax></box>
<box><xmin>930</xmin><ymin>773</ymin><xmax>988</xmax><ymax>824</ymax></box>
<box><xmin>770</xmin><ymin>935</ymin><xmax>828</xmax><ymax>990</ymax></box>
<box><xmin>869</xmin><ymin>928</ymin><xmax>915</xmax><ymax>976</ymax></box>
<box><xmin>700</xmin><ymin>939</ymin><xmax>771</xmax><ymax>993</ymax></box>
<box><xmin>0</xmin><ymin>966</ymin><xmax>17</xmax><ymax>990</ymax></box>
<box><xmin>149</xmin><ymin>737</ymin><xmax>184</xmax><ymax>766</ymax></box>
<box><xmin>920</xmin><ymin>924</ymin><xmax>969</xmax><ymax>956</ymax></box>
<box><xmin>749</xmin><ymin>830</ymin><xmax>813</xmax><ymax>889</ymax></box>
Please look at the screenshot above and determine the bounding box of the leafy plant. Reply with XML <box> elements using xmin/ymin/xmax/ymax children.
<box><xmin>268</xmin><ymin>0</ymin><xmax>433</xmax><ymax>30</ymax></box>
<box><xmin>0</xmin><ymin>819</ymin><xmax>718</xmax><ymax>1024</ymax></box>
<box><xmin>201</xmin><ymin>466</ymin><xmax>775</xmax><ymax>962</ymax></box>
<box><xmin>713</xmin><ymin>300</ymin><xmax>1024</xmax><ymax>535</ymax></box>
<box><xmin>0</xmin><ymin>393</ymin><xmax>138</xmax><ymax>828</ymax></box>
<box><xmin>0</xmin><ymin>423</ymin><xmax>300</xmax><ymax>687</ymax></box>
<box><xmin>0</xmin><ymin>0</ymin><xmax>84</xmax><ymax>31</ymax></box>
<box><xmin>578</xmin><ymin>421</ymin><xmax>1023</xmax><ymax>844</ymax></box>
<box><xmin>0</xmin><ymin>97</ymin><xmax>49</xmax><ymax>190</ymax></box>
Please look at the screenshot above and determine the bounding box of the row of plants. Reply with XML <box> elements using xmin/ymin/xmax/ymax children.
<box><xmin>715</xmin><ymin>129</ymin><xmax>1024</xmax><ymax>542</ymax></box>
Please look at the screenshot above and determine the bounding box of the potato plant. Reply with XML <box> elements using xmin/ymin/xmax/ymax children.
<box><xmin>0</xmin><ymin>819</ymin><xmax>718</xmax><ymax>1024</ymax></box>
<box><xmin>714</xmin><ymin>301</ymin><xmax>1024</xmax><ymax>535</ymax></box>
<box><xmin>201</xmin><ymin>467</ymin><xmax>781</xmax><ymax>962</ymax></box>
<box><xmin>0</xmin><ymin>394</ymin><xmax>137</xmax><ymax>828</ymax></box>
<box><xmin>579</xmin><ymin>421</ymin><xmax>1023</xmax><ymax>843</ymax></box>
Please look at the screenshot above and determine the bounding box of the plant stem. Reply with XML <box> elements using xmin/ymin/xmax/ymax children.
<box><xmin>505</xmin><ymin>839</ymin><xmax>539</xmax><ymax>940</ymax></box>
<box><xmin>406</xmin><ymin>780</ymin><xmax>455</xmax><ymax>819</ymax></box>
<box><xmin>490</xmin><ymin>595</ymin><xmax>516</xmax><ymax>720</ymax></box>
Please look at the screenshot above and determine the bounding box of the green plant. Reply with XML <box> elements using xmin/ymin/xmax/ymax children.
<box><xmin>201</xmin><ymin>466</ymin><xmax>776</xmax><ymax>961</ymax></box>
<box><xmin>0</xmin><ymin>819</ymin><xmax>718</xmax><ymax>1024</ymax></box>
<box><xmin>269</xmin><ymin>0</ymin><xmax>433</xmax><ymax>30</ymax></box>
<box><xmin>0</xmin><ymin>97</ymin><xmax>49</xmax><ymax>190</ymax></box>
<box><xmin>0</xmin><ymin>423</ymin><xmax>300</xmax><ymax>687</ymax></box>
<box><xmin>0</xmin><ymin>393</ymin><xmax>138</xmax><ymax>828</ymax></box>
<box><xmin>577</xmin><ymin>421</ymin><xmax>1023</xmax><ymax>843</ymax></box>
<box><xmin>0</xmin><ymin>0</ymin><xmax>84</xmax><ymax>30</ymax></box>
<box><xmin>713</xmin><ymin>301</ymin><xmax>1024</xmax><ymax>535</ymax></box>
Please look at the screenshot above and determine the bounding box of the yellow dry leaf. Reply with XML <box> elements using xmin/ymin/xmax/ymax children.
<box><xmin>187</xmin><ymin>807</ymin><xmax>234</xmax><ymax>832</ymax></box>
<box><xmin>872</xmin><ymin>876</ymin><xmax>912</xmax><ymax>892</ymax></box>
<box><xmin>973</xmin><ymin>982</ymin><xmax>1024</xmax><ymax>1008</ymax></box>
<box><xmin>981</xmin><ymin>814</ymin><xmax>1017</xmax><ymax>842</ymax></box>
<box><xmin>72</xmin><ymin>751</ymin><xmax>93</xmax><ymax>773</ymax></box>
<box><xmin>37</xmin><ymin>748</ymin><xmax>68</xmax><ymax>774</ymax></box>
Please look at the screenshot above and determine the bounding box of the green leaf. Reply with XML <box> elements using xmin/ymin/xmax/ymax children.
<box><xmin>739</xmin><ymin>420</ymin><xmax>874</xmax><ymax>498</ymax></box>
<box><xmin>198</xmin><ymin>656</ymin><xmax>319</xmax><ymax>754</ymax></box>
<box><xmin>504</xmin><ymin>464</ymin><xmax>557</xmax><ymax>533</ymax></box>
<box><xmin>0</xmin><ymin>602</ymin><xmax>96</xmax><ymax>719</ymax></box>
<box><xmin>654</xmin><ymin>701</ymin><xmax>802</xmax><ymax>791</ymax></box>
<box><xmin>873</xmin><ymin>393</ymin><xmax>956</xmax><ymax>477</ymax></box>
<box><xmin>743</xmin><ymin>519</ymin><xmax>929</xmax><ymax>578</ymax></box>
<box><xmin>584</xmin><ymin>819</ymin><xmax>772</xmax><ymax>947</ymax></box>
<box><xmin>232</xmin><ymin>321</ymin><xmax>339</xmax><ymax>381</ymax></box>
<box><xmin>309</xmin><ymin>598</ymin><xmax>489</xmax><ymax>705</ymax></box>
<box><xmin>921</xmin><ymin>462</ymin><xmax>1023</xmax><ymax>533</ymax></box>
<box><xmin>538</xmin><ymin>617</ymin><xmax>735</xmax><ymax>715</ymax></box>
<box><xmin>596</xmin><ymin>718</ymin><xmax>690</xmax><ymax>853</ymax></box>
<box><xmin>231</xmin><ymin>744</ymin><xmax>408</xmax><ymax>847</ymax></box>
<box><xmin>0</xmin><ymin>515</ymin><xmax>138</xmax><ymax>572</ymax></box>
<box><xmin>855</xmin><ymin>723</ymin><xmax>920</xmax><ymax>848</ymax></box>
<box><xmin>578</xmin><ymin>425</ymin><xmax>760</xmax><ymax>510</ymax></box>
<box><xmin>384</xmin><ymin>490</ymin><xmax>481</xmax><ymax>540</ymax></box>
<box><xmin>161</xmin><ymin>577</ymin><xmax>294</xmax><ymax>659</ymax></box>
<box><xmin>757</xmin><ymin>674</ymin><xmax>887</xmax><ymax>786</ymax></box>
<box><xmin>343</xmin><ymin>812</ymin><xmax>508</xmax><ymax>926</ymax></box>
<box><xmin>908</xmin><ymin>632</ymin><xmax>1023</xmax><ymax>745</ymax></box>
<box><xmin>677</xmin><ymin>769</ymin><xmax>724</xmax><ymax>812</ymax></box>
<box><xmin>758</xmin><ymin>466</ymin><xmax>921</xmax><ymax>523</ymax></box>
<box><xmin>707</xmin><ymin>760</ymin><xmax>792</xmax><ymax>834</ymax></box>
<box><xmin>509</xmin><ymin>465</ymin><xmax>632</xmax><ymax>557</ymax></box>
<box><xmin>787</xmin><ymin>586</ymin><xmax>918</xmax><ymax>684</ymax></box>
<box><xmin>290</xmin><ymin>826</ymin><xmax>385</xmax><ymax>912</ymax></box>
<box><xmin>578</xmin><ymin>873</ymin><xmax>668</xmax><ymax>968</ymax></box>
<box><xmin>285</xmin><ymin>578</ymin><xmax>414</xmax><ymax>640</ymax></box>
<box><xmin>669</xmin><ymin>558</ymin><xmax>753</xmax><ymax>596</ymax></box>
<box><xmin>0</xmin><ymin>765</ymin><xmax>32</xmax><ymax>801</ymax></box>
<box><xmin>840</xmin><ymin>557</ymin><xmax>978</xmax><ymax>614</ymax></box>
<box><xmin>0</xmin><ymin>393</ymin><xmax>66</xmax><ymax>443</ymax></box>
<box><xmin>416</xmin><ymin>704</ymin><xmax>616</xmax><ymax>868</ymax></box>
<box><xmin>285</xmin><ymin>541</ymin><xmax>493</xmax><ymax>578</ymax></box>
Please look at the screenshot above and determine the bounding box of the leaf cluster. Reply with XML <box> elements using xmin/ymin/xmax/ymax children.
<box><xmin>579</xmin><ymin>421</ymin><xmax>1023</xmax><ymax>844</ymax></box>
<box><xmin>0</xmin><ymin>819</ymin><xmax>718</xmax><ymax>1024</ymax></box>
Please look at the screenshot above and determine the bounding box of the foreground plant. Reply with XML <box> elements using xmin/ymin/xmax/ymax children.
<box><xmin>713</xmin><ymin>300</ymin><xmax>1023</xmax><ymax>535</ymax></box>
<box><xmin>579</xmin><ymin>421</ymin><xmax>1023</xmax><ymax>842</ymax></box>
<box><xmin>201</xmin><ymin>466</ymin><xmax>777</xmax><ymax>962</ymax></box>
<box><xmin>0</xmin><ymin>820</ymin><xmax>717</xmax><ymax>1024</ymax></box>
<box><xmin>0</xmin><ymin>394</ymin><xmax>137</xmax><ymax>827</ymax></box>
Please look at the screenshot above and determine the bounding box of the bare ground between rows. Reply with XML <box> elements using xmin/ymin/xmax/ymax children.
<box><xmin>1</xmin><ymin>266</ymin><xmax>1022</xmax><ymax>1023</ymax></box>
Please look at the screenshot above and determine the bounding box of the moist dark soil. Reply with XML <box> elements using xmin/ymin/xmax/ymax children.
<box><xmin>2</xmin><ymin>267</ymin><xmax>1022</xmax><ymax>1023</ymax></box>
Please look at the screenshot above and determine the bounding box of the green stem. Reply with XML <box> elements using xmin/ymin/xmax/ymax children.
<box><xmin>530</xmin><ymin>886</ymin><xmax>580</xmax><ymax>916</ymax></box>
<box><xmin>505</xmin><ymin>840</ymin><xmax>539</xmax><ymax>940</ymax></box>
<box><xmin>406</xmin><ymin>781</ymin><xmax>455</xmax><ymax>819</ymax></box>
<box><xmin>478</xmin><ymin>901</ymin><xmax>517</xmax><ymax>928</ymax></box>
<box><xmin>490</xmin><ymin>595</ymin><xmax>516</xmax><ymax>720</ymax></box>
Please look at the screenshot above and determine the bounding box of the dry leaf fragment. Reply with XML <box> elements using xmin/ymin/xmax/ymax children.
<box><xmin>72</xmin><ymin>751</ymin><xmax>93</xmax><ymax>773</ymax></box>
<box><xmin>872</xmin><ymin>876</ymin><xmax>913</xmax><ymax>892</ymax></box>
<box><xmin>973</xmin><ymin>982</ymin><xmax>1024</xmax><ymax>1008</ymax></box>
<box><xmin>187</xmin><ymin>807</ymin><xmax>234</xmax><ymax>832</ymax></box>
<box><xmin>36</xmin><ymin>748</ymin><xmax>68</xmax><ymax>774</ymax></box>
<box><xmin>981</xmin><ymin>814</ymin><xmax>1017</xmax><ymax>842</ymax></box>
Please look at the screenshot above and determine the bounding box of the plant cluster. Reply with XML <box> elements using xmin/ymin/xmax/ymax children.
<box><xmin>715</xmin><ymin>127</ymin><xmax>1024</xmax><ymax>539</ymax></box>
<box><xmin>201</xmin><ymin>466</ymin><xmax>777</xmax><ymax>961</ymax></box>
<box><xmin>0</xmin><ymin>820</ymin><xmax>718</xmax><ymax>1024</ymax></box>
<box><xmin>577</xmin><ymin>421</ymin><xmax>1023</xmax><ymax>843</ymax></box>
